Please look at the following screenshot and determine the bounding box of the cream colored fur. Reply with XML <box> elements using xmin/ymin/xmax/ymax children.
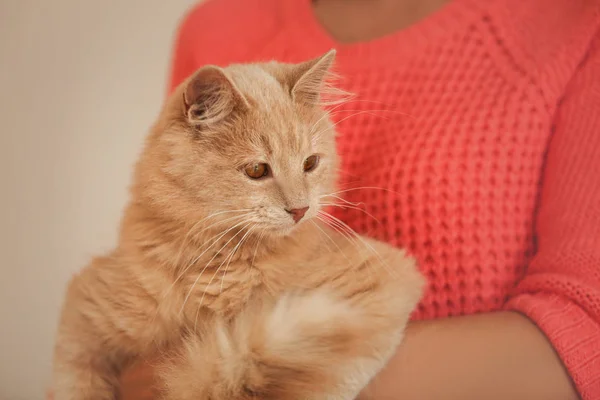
<box><xmin>52</xmin><ymin>50</ymin><xmax>424</xmax><ymax>400</ymax></box>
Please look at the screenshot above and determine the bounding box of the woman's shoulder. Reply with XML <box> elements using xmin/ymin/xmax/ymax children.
<box><xmin>480</xmin><ymin>0</ymin><xmax>599</xmax><ymax>57</ymax></box>
<box><xmin>476</xmin><ymin>0</ymin><xmax>600</xmax><ymax>100</ymax></box>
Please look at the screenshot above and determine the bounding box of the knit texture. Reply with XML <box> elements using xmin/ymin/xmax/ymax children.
<box><xmin>168</xmin><ymin>0</ymin><xmax>600</xmax><ymax>397</ymax></box>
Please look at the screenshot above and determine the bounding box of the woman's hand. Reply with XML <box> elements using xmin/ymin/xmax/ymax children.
<box><xmin>46</xmin><ymin>361</ymin><xmax>160</xmax><ymax>400</ymax></box>
<box><xmin>118</xmin><ymin>360</ymin><xmax>158</xmax><ymax>400</ymax></box>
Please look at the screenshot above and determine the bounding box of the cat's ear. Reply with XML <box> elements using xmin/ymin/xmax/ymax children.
<box><xmin>290</xmin><ymin>49</ymin><xmax>338</xmax><ymax>107</ymax></box>
<box><xmin>183</xmin><ymin>66</ymin><xmax>249</xmax><ymax>127</ymax></box>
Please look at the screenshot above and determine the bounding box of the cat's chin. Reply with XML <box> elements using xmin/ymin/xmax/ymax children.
<box><xmin>267</xmin><ymin>225</ymin><xmax>295</xmax><ymax>238</ymax></box>
<box><xmin>279</xmin><ymin>220</ymin><xmax>314</xmax><ymax>238</ymax></box>
<box><xmin>263</xmin><ymin>220</ymin><xmax>309</xmax><ymax>239</ymax></box>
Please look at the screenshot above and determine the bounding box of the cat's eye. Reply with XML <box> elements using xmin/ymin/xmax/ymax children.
<box><xmin>244</xmin><ymin>163</ymin><xmax>269</xmax><ymax>179</ymax></box>
<box><xmin>303</xmin><ymin>155</ymin><xmax>319</xmax><ymax>172</ymax></box>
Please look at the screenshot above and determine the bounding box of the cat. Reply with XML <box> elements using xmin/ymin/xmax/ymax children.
<box><xmin>52</xmin><ymin>50</ymin><xmax>424</xmax><ymax>400</ymax></box>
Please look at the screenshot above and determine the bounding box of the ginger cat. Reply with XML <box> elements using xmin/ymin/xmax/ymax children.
<box><xmin>52</xmin><ymin>50</ymin><xmax>424</xmax><ymax>400</ymax></box>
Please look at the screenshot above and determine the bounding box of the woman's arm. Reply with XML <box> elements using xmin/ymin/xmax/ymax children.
<box><xmin>360</xmin><ymin>312</ymin><xmax>578</xmax><ymax>400</ymax></box>
<box><xmin>362</xmin><ymin>29</ymin><xmax>600</xmax><ymax>400</ymax></box>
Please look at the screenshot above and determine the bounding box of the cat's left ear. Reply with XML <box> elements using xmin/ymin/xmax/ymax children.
<box><xmin>290</xmin><ymin>49</ymin><xmax>338</xmax><ymax>107</ymax></box>
<box><xmin>183</xmin><ymin>65</ymin><xmax>249</xmax><ymax>127</ymax></box>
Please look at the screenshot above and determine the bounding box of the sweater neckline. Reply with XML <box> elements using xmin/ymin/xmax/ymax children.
<box><xmin>285</xmin><ymin>0</ymin><xmax>476</xmax><ymax>66</ymax></box>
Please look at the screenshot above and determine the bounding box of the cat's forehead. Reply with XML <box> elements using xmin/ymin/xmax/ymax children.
<box><xmin>228</xmin><ymin>65</ymin><xmax>289</xmax><ymax>106</ymax></box>
<box><xmin>229</xmin><ymin>65</ymin><xmax>315</xmax><ymax>155</ymax></box>
<box><xmin>244</xmin><ymin>106</ymin><xmax>312</xmax><ymax>161</ymax></box>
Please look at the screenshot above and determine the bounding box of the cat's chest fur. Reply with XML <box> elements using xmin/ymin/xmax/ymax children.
<box><xmin>174</xmin><ymin>259</ymin><xmax>264</xmax><ymax>322</ymax></box>
<box><xmin>173</xmin><ymin>227</ymin><xmax>330</xmax><ymax>323</ymax></box>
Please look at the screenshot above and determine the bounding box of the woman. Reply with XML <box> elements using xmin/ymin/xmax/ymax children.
<box><xmin>119</xmin><ymin>0</ymin><xmax>600</xmax><ymax>398</ymax></box>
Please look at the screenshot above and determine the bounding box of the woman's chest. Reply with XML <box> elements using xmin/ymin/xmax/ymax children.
<box><xmin>326</xmin><ymin>65</ymin><xmax>553</xmax><ymax>318</ymax></box>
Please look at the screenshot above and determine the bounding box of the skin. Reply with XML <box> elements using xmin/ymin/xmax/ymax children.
<box><xmin>61</xmin><ymin>1</ymin><xmax>580</xmax><ymax>399</ymax></box>
<box><xmin>311</xmin><ymin>0</ymin><xmax>451</xmax><ymax>44</ymax></box>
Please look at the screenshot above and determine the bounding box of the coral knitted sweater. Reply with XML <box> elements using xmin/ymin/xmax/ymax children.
<box><xmin>168</xmin><ymin>0</ymin><xmax>600</xmax><ymax>397</ymax></box>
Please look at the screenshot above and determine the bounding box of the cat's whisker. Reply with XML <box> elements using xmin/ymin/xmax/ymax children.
<box><xmin>193</xmin><ymin>223</ymin><xmax>256</xmax><ymax>332</ymax></box>
<box><xmin>327</xmin><ymin>108</ymin><xmax>416</xmax><ymax>119</ymax></box>
<box><xmin>172</xmin><ymin>212</ymin><xmax>251</xmax><ymax>270</ymax></box>
<box><xmin>317</xmin><ymin>212</ymin><xmax>351</xmax><ymax>239</ymax></box>
<box><xmin>163</xmin><ymin>214</ymin><xmax>252</xmax><ymax>299</ymax></box>
<box><xmin>309</xmin><ymin>220</ymin><xmax>334</xmax><ymax>254</ymax></box>
<box><xmin>194</xmin><ymin>225</ymin><xmax>255</xmax><ymax>332</ymax></box>
<box><xmin>319</xmin><ymin>193</ymin><xmax>365</xmax><ymax>207</ymax></box>
<box><xmin>151</xmin><ymin>216</ymin><xmax>254</xmax><ymax>325</ymax></box>
<box><xmin>315</xmin><ymin>214</ymin><xmax>373</xmax><ymax>281</ymax></box>
<box><xmin>320</xmin><ymin>191</ymin><xmax>378</xmax><ymax>222</ymax></box>
<box><xmin>172</xmin><ymin>220</ymin><xmax>207</xmax><ymax>271</ymax></box>
<box><xmin>248</xmin><ymin>229</ymin><xmax>278</xmax><ymax>296</ymax></box>
<box><xmin>309</xmin><ymin>219</ymin><xmax>357</xmax><ymax>273</ymax></box>
<box><xmin>318</xmin><ymin>211</ymin><xmax>398</xmax><ymax>279</ymax></box>
<box><xmin>172</xmin><ymin>208</ymin><xmax>253</xmax><ymax>270</ymax></box>
<box><xmin>333</xmin><ymin>179</ymin><xmax>374</xmax><ymax>189</ymax></box>
<box><xmin>316</xmin><ymin>214</ymin><xmax>379</xmax><ymax>282</ymax></box>
<box><xmin>328</xmin><ymin>212</ymin><xmax>398</xmax><ymax>279</ymax></box>
<box><xmin>326</xmin><ymin>98</ymin><xmax>404</xmax><ymax>109</ymax></box>
<box><xmin>312</xmin><ymin>110</ymin><xmax>389</xmax><ymax>142</ymax></box>
<box><xmin>319</xmin><ymin>202</ymin><xmax>380</xmax><ymax>225</ymax></box>
<box><xmin>311</xmin><ymin>97</ymin><xmax>414</xmax><ymax>135</ymax></box>
<box><xmin>327</xmin><ymin>186</ymin><xmax>402</xmax><ymax>196</ymax></box>
<box><xmin>308</xmin><ymin>101</ymin><xmax>355</xmax><ymax>133</ymax></box>
<box><xmin>194</xmin><ymin>210</ymin><xmax>254</xmax><ymax>236</ymax></box>
<box><xmin>179</xmin><ymin>220</ymin><xmax>254</xmax><ymax>316</ymax></box>
<box><xmin>312</xmin><ymin>109</ymin><xmax>409</xmax><ymax>143</ymax></box>
<box><xmin>311</xmin><ymin>215</ymin><xmax>364</xmax><ymax>282</ymax></box>
<box><xmin>181</xmin><ymin>215</ymin><xmax>252</xmax><ymax>272</ymax></box>
<box><xmin>219</xmin><ymin>226</ymin><xmax>256</xmax><ymax>295</ymax></box>
<box><xmin>251</xmin><ymin>230</ymin><xmax>266</xmax><ymax>268</ymax></box>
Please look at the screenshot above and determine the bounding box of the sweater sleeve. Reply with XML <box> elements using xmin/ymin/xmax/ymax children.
<box><xmin>504</xmin><ymin>32</ymin><xmax>600</xmax><ymax>399</ymax></box>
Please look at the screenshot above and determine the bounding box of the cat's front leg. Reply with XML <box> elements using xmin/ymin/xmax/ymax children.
<box><xmin>52</xmin><ymin>259</ymin><xmax>175</xmax><ymax>400</ymax></box>
<box><xmin>304</xmin><ymin>237</ymin><xmax>425</xmax><ymax>399</ymax></box>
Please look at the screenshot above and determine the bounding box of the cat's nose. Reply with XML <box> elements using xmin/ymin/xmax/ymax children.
<box><xmin>285</xmin><ymin>206</ymin><xmax>309</xmax><ymax>223</ymax></box>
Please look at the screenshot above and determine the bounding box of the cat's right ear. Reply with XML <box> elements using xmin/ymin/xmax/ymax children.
<box><xmin>183</xmin><ymin>66</ymin><xmax>249</xmax><ymax>127</ymax></box>
<box><xmin>289</xmin><ymin>49</ymin><xmax>350</xmax><ymax>107</ymax></box>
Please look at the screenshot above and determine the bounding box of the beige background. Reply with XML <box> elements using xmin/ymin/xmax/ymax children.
<box><xmin>0</xmin><ymin>1</ymin><xmax>199</xmax><ymax>398</ymax></box>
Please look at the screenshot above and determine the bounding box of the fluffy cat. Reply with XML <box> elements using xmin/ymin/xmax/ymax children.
<box><xmin>52</xmin><ymin>50</ymin><xmax>424</xmax><ymax>400</ymax></box>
